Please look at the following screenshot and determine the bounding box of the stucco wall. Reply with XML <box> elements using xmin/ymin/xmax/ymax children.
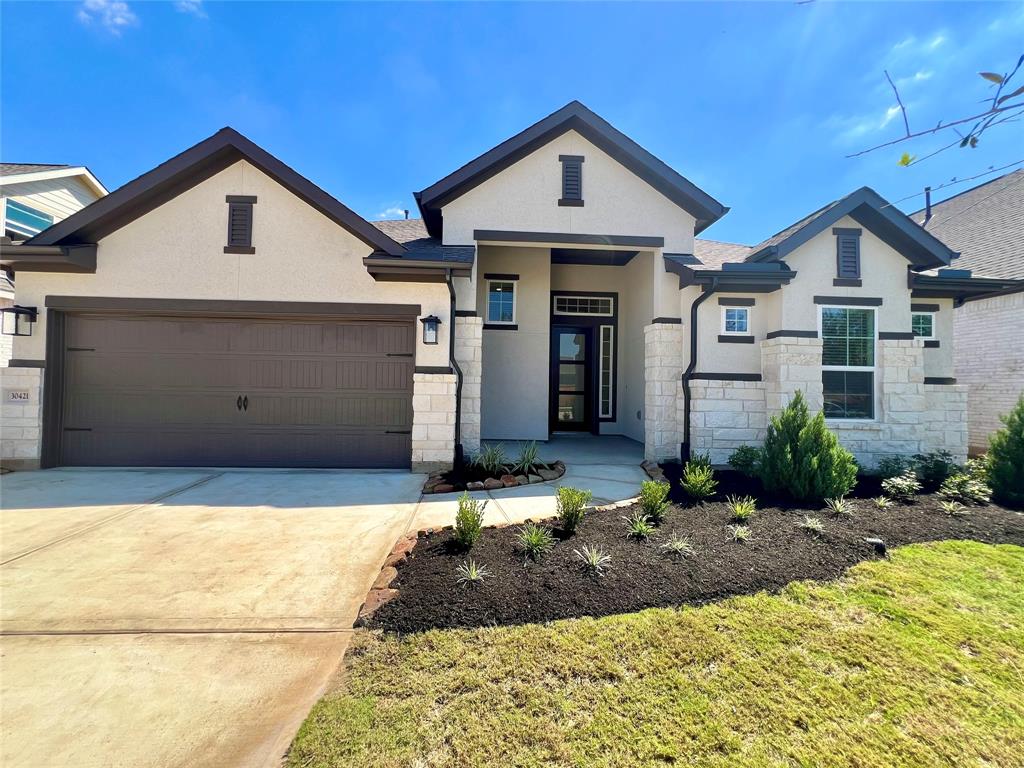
<box><xmin>922</xmin><ymin>298</ymin><xmax>955</xmax><ymax>379</ymax></box>
<box><xmin>695</xmin><ymin>291</ymin><xmax>780</xmax><ymax>374</ymax></box>
<box><xmin>12</xmin><ymin>160</ymin><xmax>451</xmax><ymax>368</ymax></box>
<box><xmin>441</xmin><ymin>129</ymin><xmax>698</xmax><ymax>254</ymax></box>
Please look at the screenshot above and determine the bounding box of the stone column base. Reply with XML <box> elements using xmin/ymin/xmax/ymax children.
<box><xmin>1</xmin><ymin>365</ymin><xmax>43</xmax><ymax>471</ymax></box>
<box><xmin>411</xmin><ymin>372</ymin><xmax>457</xmax><ymax>473</ymax></box>
<box><xmin>644</xmin><ymin>323</ymin><xmax>685</xmax><ymax>462</ymax></box>
<box><xmin>454</xmin><ymin>316</ymin><xmax>483</xmax><ymax>455</ymax></box>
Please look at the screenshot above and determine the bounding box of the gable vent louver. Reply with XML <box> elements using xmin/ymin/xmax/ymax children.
<box><xmin>224</xmin><ymin>195</ymin><xmax>256</xmax><ymax>253</ymax></box>
<box><xmin>834</xmin><ymin>228</ymin><xmax>861</xmax><ymax>279</ymax></box>
<box><xmin>558</xmin><ymin>155</ymin><xmax>584</xmax><ymax>207</ymax></box>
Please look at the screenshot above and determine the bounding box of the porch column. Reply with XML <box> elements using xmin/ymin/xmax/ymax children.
<box><xmin>454</xmin><ymin>314</ymin><xmax>483</xmax><ymax>454</ymax></box>
<box><xmin>643</xmin><ymin>322</ymin><xmax>685</xmax><ymax>462</ymax></box>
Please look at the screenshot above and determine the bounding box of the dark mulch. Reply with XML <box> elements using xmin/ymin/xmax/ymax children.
<box><xmin>367</xmin><ymin>471</ymin><xmax>1024</xmax><ymax>634</ymax></box>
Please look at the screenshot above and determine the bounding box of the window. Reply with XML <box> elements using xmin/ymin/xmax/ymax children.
<box><xmin>911</xmin><ymin>312</ymin><xmax>935</xmax><ymax>339</ymax></box>
<box><xmin>224</xmin><ymin>195</ymin><xmax>256</xmax><ymax>253</ymax></box>
<box><xmin>5</xmin><ymin>199</ymin><xmax>54</xmax><ymax>238</ymax></box>
<box><xmin>821</xmin><ymin>306</ymin><xmax>875</xmax><ymax>419</ymax></box>
<box><xmin>553</xmin><ymin>295</ymin><xmax>613</xmax><ymax>316</ymax></box>
<box><xmin>834</xmin><ymin>228</ymin><xmax>861</xmax><ymax>279</ymax></box>
<box><xmin>599</xmin><ymin>325</ymin><xmax>614</xmax><ymax>418</ymax></box>
<box><xmin>721</xmin><ymin>307</ymin><xmax>749</xmax><ymax>334</ymax></box>
<box><xmin>558</xmin><ymin>154</ymin><xmax>584</xmax><ymax>206</ymax></box>
<box><xmin>486</xmin><ymin>280</ymin><xmax>516</xmax><ymax>324</ymax></box>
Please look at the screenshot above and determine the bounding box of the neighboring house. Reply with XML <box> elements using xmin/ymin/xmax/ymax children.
<box><xmin>908</xmin><ymin>170</ymin><xmax>1024</xmax><ymax>454</ymax></box>
<box><xmin>0</xmin><ymin>163</ymin><xmax>107</xmax><ymax>366</ymax></box>
<box><xmin>0</xmin><ymin>102</ymin><xmax>1019</xmax><ymax>472</ymax></box>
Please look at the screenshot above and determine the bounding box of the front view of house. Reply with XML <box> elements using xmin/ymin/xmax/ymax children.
<box><xmin>2</xmin><ymin>102</ymin><xmax>1018</xmax><ymax>472</ymax></box>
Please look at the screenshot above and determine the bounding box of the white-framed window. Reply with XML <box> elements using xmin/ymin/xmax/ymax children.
<box><xmin>486</xmin><ymin>280</ymin><xmax>516</xmax><ymax>324</ymax></box>
<box><xmin>721</xmin><ymin>306</ymin><xmax>749</xmax><ymax>334</ymax></box>
<box><xmin>553</xmin><ymin>294</ymin><xmax>614</xmax><ymax>316</ymax></box>
<box><xmin>599</xmin><ymin>324</ymin><xmax>614</xmax><ymax>418</ymax></box>
<box><xmin>911</xmin><ymin>312</ymin><xmax>935</xmax><ymax>340</ymax></box>
<box><xmin>819</xmin><ymin>305</ymin><xmax>876</xmax><ymax>420</ymax></box>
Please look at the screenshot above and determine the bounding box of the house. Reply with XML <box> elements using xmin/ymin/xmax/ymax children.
<box><xmin>1</xmin><ymin>101</ymin><xmax>1018</xmax><ymax>472</ymax></box>
<box><xmin>1</xmin><ymin>163</ymin><xmax>108</xmax><ymax>365</ymax></box>
<box><xmin>908</xmin><ymin>170</ymin><xmax>1024</xmax><ymax>454</ymax></box>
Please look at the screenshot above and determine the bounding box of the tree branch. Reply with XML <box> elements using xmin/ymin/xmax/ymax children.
<box><xmin>885</xmin><ymin>69</ymin><xmax>911</xmax><ymax>136</ymax></box>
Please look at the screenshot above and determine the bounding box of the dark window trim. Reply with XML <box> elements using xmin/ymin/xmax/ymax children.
<box><xmin>558</xmin><ymin>198</ymin><xmax>585</xmax><ymax>208</ymax></box>
<box><xmin>225</xmin><ymin>195</ymin><xmax>257</xmax><ymax>204</ymax></box>
<box><xmin>44</xmin><ymin>295</ymin><xmax>421</xmax><ymax>319</ymax></box>
<box><xmin>7</xmin><ymin>358</ymin><xmax>45</xmax><ymax>368</ymax></box>
<box><xmin>833</xmin><ymin>278</ymin><xmax>862</xmax><ymax>287</ymax></box>
<box><xmin>474</xmin><ymin>230</ymin><xmax>665</xmax><ymax>248</ymax></box>
<box><xmin>717</xmin><ymin>297</ymin><xmax>755</xmax><ymax>306</ymax></box>
<box><xmin>766</xmin><ymin>329</ymin><xmax>818</xmax><ymax>339</ymax></box>
<box><xmin>878</xmin><ymin>331</ymin><xmax>915</xmax><ymax>340</ymax></box>
<box><xmin>454</xmin><ymin>310</ymin><xmax>478</xmax><ymax>317</ymax></box>
<box><xmin>924</xmin><ymin>376</ymin><xmax>957</xmax><ymax>385</ymax></box>
<box><xmin>483</xmin><ymin>323</ymin><xmax>518</xmax><ymax>331</ymax></box>
<box><xmin>832</xmin><ymin>227</ymin><xmax>863</xmax><ymax>236</ymax></box>
<box><xmin>483</xmin><ymin>273</ymin><xmax>520</xmax><ymax>281</ymax></box>
<box><xmin>912</xmin><ymin>302</ymin><xmax>941</xmax><ymax>312</ymax></box>
<box><xmin>558</xmin><ymin>154</ymin><xmax>585</xmax><ymax>162</ymax></box>
<box><xmin>651</xmin><ymin>317</ymin><xmax>682</xmax><ymax>324</ymax></box>
<box><xmin>923</xmin><ymin>339</ymin><xmax>940</xmax><ymax>348</ymax></box>
<box><xmin>689</xmin><ymin>372</ymin><xmax>762</xmax><ymax>382</ymax></box>
<box><xmin>813</xmin><ymin>296</ymin><xmax>883</xmax><ymax>306</ymax></box>
<box><xmin>718</xmin><ymin>335</ymin><xmax>755</xmax><ymax>344</ymax></box>
<box><xmin>415</xmin><ymin>366</ymin><xmax>453</xmax><ymax>374</ymax></box>
<box><xmin>223</xmin><ymin>245</ymin><xmax>256</xmax><ymax>255</ymax></box>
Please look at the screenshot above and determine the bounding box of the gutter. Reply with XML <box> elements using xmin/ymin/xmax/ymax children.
<box><xmin>680</xmin><ymin>277</ymin><xmax>719</xmax><ymax>462</ymax></box>
<box><xmin>445</xmin><ymin>269</ymin><xmax>464</xmax><ymax>467</ymax></box>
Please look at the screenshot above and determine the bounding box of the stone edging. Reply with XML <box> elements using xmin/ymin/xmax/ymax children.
<box><xmin>423</xmin><ymin>460</ymin><xmax>566</xmax><ymax>494</ymax></box>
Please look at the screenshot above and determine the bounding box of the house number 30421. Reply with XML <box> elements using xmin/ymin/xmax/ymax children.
<box><xmin>7</xmin><ymin>391</ymin><xmax>30</xmax><ymax>402</ymax></box>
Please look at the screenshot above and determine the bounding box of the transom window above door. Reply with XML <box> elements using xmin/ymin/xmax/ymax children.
<box><xmin>553</xmin><ymin>295</ymin><xmax>614</xmax><ymax>316</ymax></box>
<box><xmin>486</xmin><ymin>280</ymin><xmax>516</xmax><ymax>324</ymax></box>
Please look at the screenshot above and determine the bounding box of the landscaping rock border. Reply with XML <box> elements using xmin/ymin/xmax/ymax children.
<box><xmin>422</xmin><ymin>460</ymin><xmax>565</xmax><ymax>494</ymax></box>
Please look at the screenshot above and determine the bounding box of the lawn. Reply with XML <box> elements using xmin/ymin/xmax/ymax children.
<box><xmin>289</xmin><ymin>541</ymin><xmax>1024</xmax><ymax>767</ymax></box>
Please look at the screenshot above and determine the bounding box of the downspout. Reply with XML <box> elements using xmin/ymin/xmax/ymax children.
<box><xmin>680</xmin><ymin>276</ymin><xmax>719</xmax><ymax>462</ymax></box>
<box><xmin>445</xmin><ymin>269</ymin><xmax>465</xmax><ymax>467</ymax></box>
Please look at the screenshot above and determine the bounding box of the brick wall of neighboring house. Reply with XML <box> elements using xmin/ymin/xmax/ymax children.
<box><xmin>411</xmin><ymin>371</ymin><xmax>457</xmax><ymax>473</ymax></box>
<box><xmin>0</xmin><ymin>365</ymin><xmax>43</xmax><ymax>470</ymax></box>
<box><xmin>954</xmin><ymin>290</ymin><xmax>1024</xmax><ymax>453</ymax></box>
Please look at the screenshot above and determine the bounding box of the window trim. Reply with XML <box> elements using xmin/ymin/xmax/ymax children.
<box><xmin>5</xmin><ymin>198</ymin><xmax>55</xmax><ymax>237</ymax></box>
<box><xmin>599</xmin><ymin>324</ymin><xmax>614</xmax><ymax>419</ymax></box>
<box><xmin>720</xmin><ymin>306</ymin><xmax>750</xmax><ymax>335</ymax></box>
<box><xmin>818</xmin><ymin>304</ymin><xmax>878</xmax><ymax>422</ymax></box>
<box><xmin>485</xmin><ymin>279</ymin><xmax>517</xmax><ymax>325</ymax></box>
<box><xmin>911</xmin><ymin>311</ymin><xmax>936</xmax><ymax>340</ymax></box>
<box><xmin>553</xmin><ymin>294</ymin><xmax>615</xmax><ymax>317</ymax></box>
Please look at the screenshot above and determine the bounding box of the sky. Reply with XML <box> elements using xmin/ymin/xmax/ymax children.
<box><xmin>2</xmin><ymin>1</ymin><xmax>1022</xmax><ymax>245</ymax></box>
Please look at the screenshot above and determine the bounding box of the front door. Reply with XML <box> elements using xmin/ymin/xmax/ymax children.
<box><xmin>550</xmin><ymin>326</ymin><xmax>594</xmax><ymax>432</ymax></box>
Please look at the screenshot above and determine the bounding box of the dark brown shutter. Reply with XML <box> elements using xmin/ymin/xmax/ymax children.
<box><xmin>836</xmin><ymin>232</ymin><xmax>860</xmax><ymax>278</ymax></box>
<box><xmin>558</xmin><ymin>155</ymin><xmax>584</xmax><ymax>206</ymax></box>
<box><xmin>224</xmin><ymin>195</ymin><xmax>256</xmax><ymax>253</ymax></box>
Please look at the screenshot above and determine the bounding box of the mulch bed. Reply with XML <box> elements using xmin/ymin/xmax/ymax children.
<box><xmin>366</xmin><ymin>470</ymin><xmax>1024</xmax><ymax>634</ymax></box>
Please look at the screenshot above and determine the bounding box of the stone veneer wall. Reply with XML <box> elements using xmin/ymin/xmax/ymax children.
<box><xmin>0</xmin><ymin>365</ymin><xmax>43</xmax><ymax>470</ymax></box>
<box><xmin>453</xmin><ymin>316</ymin><xmax>483</xmax><ymax>454</ymax></box>
<box><xmin>411</xmin><ymin>372</ymin><xmax>457</xmax><ymax>473</ymax></box>
<box><xmin>644</xmin><ymin>322</ymin><xmax>685</xmax><ymax>461</ymax></box>
<box><xmin>683</xmin><ymin>378</ymin><xmax>767</xmax><ymax>465</ymax></box>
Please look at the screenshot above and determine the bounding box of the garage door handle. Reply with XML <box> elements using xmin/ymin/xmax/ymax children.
<box><xmin>236</xmin><ymin>396</ymin><xmax>243</xmax><ymax>411</ymax></box>
<box><xmin>387</xmin><ymin>353</ymin><xmax>413</xmax><ymax>357</ymax></box>
<box><xmin>385</xmin><ymin>429</ymin><xmax>411</xmax><ymax>435</ymax></box>
<box><xmin>242</xmin><ymin>395</ymin><xmax>249</xmax><ymax>411</ymax></box>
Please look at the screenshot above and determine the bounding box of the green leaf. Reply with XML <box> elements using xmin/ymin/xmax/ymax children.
<box><xmin>997</xmin><ymin>84</ymin><xmax>1024</xmax><ymax>104</ymax></box>
<box><xmin>980</xmin><ymin>71</ymin><xmax>1005</xmax><ymax>83</ymax></box>
<box><xmin>898</xmin><ymin>152</ymin><xmax>915</xmax><ymax>166</ymax></box>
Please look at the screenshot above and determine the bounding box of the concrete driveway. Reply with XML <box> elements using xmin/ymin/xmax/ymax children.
<box><xmin>0</xmin><ymin>468</ymin><xmax>423</xmax><ymax>768</ymax></box>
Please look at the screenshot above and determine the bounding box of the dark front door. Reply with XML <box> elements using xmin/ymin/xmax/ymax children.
<box><xmin>550</xmin><ymin>326</ymin><xmax>594</xmax><ymax>432</ymax></box>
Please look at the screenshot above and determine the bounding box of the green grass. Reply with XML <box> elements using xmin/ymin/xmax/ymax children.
<box><xmin>289</xmin><ymin>541</ymin><xmax>1024</xmax><ymax>767</ymax></box>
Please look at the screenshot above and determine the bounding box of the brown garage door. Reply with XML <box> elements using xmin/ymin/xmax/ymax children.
<box><xmin>59</xmin><ymin>313</ymin><xmax>414</xmax><ymax>468</ymax></box>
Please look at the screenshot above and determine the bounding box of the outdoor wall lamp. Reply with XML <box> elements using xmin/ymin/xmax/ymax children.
<box><xmin>420</xmin><ymin>315</ymin><xmax>441</xmax><ymax>345</ymax></box>
<box><xmin>0</xmin><ymin>305</ymin><xmax>37</xmax><ymax>337</ymax></box>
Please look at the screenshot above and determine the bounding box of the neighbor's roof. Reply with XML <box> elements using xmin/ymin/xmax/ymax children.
<box><xmin>1</xmin><ymin>163</ymin><xmax>70</xmax><ymax>176</ymax></box>
<box><xmin>371</xmin><ymin>219</ymin><xmax>475</xmax><ymax>264</ymax></box>
<box><xmin>1</xmin><ymin>163</ymin><xmax>108</xmax><ymax>196</ymax></box>
<box><xmin>909</xmin><ymin>169</ymin><xmax>1024</xmax><ymax>280</ymax></box>
<box><xmin>415</xmin><ymin>100</ymin><xmax>728</xmax><ymax>239</ymax></box>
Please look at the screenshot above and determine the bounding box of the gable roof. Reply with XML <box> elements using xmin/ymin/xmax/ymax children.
<box><xmin>745</xmin><ymin>186</ymin><xmax>957</xmax><ymax>270</ymax></box>
<box><xmin>371</xmin><ymin>219</ymin><xmax>474</xmax><ymax>264</ymax></box>
<box><xmin>26</xmin><ymin>128</ymin><xmax>404</xmax><ymax>256</ymax></box>
<box><xmin>1</xmin><ymin>163</ymin><xmax>69</xmax><ymax>175</ymax></box>
<box><xmin>414</xmin><ymin>100</ymin><xmax>728</xmax><ymax>238</ymax></box>
<box><xmin>909</xmin><ymin>169</ymin><xmax>1024</xmax><ymax>279</ymax></box>
<box><xmin>1</xmin><ymin>163</ymin><xmax>108</xmax><ymax>197</ymax></box>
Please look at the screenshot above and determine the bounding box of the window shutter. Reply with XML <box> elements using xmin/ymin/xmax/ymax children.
<box><xmin>558</xmin><ymin>155</ymin><xmax>584</xmax><ymax>206</ymax></box>
<box><xmin>224</xmin><ymin>195</ymin><xmax>256</xmax><ymax>253</ymax></box>
<box><xmin>835</xmin><ymin>230</ymin><xmax>860</xmax><ymax>278</ymax></box>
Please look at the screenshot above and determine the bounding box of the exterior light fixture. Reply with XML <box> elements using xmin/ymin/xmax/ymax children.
<box><xmin>0</xmin><ymin>305</ymin><xmax>37</xmax><ymax>337</ymax></box>
<box><xmin>420</xmin><ymin>315</ymin><xmax>441</xmax><ymax>345</ymax></box>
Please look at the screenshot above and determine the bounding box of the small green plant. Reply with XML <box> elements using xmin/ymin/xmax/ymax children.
<box><xmin>681</xmin><ymin>461</ymin><xmax>717</xmax><ymax>499</ymax></box>
<box><xmin>726</xmin><ymin>524</ymin><xmax>751</xmax><ymax>542</ymax></box>
<box><xmin>474</xmin><ymin>443</ymin><xmax>507</xmax><ymax>476</ymax></box>
<box><xmin>726</xmin><ymin>494</ymin><xmax>756</xmax><ymax>521</ymax></box>
<box><xmin>913</xmin><ymin>451</ymin><xmax>960</xmax><ymax>486</ymax></box>
<box><xmin>516</xmin><ymin>523</ymin><xmax>554</xmax><ymax>561</ymax></box>
<box><xmin>660</xmin><ymin>534</ymin><xmax>695</xmax><ymax>558</ymax></box>
<box><xmin>940</xmin><ymin>500</ymin><xmax>969</xmax><ymax>517</ymax></box>
<box><xmin>727</xmin><ymin>445</ymin><xmax>761</xmax><ymax>478</ymax></box>
<box><xmin>877</xmin><ymin>455</ymin><xmax>914</xmax><ymax>479</ymax></box>
<box><xmin>453</xmin><ymin>492</ymin><xmax>486</xmax><ymax>549</ymax></box>
<box><xmin>881</xmin><ymin>470</ymin><xmax>922</xmax><ymax>501</ymax></box>
<box><xmin>511</xmin><ymin>441</ymin><xmax>541</xmax><ymax>476</ymax></box>
<box><xmin>574</xmin><ymin>545</ymin><xmax>611</xmax><ymax>575</ymax></box>
<box><xmin>873</xmin><ymin>496</ymin><xmax>894</xmax><ymax>510</ymax></box>
<box><xmin>689</xmin><ymin>451</ymin><xmax>712</xmax><ymax>470</ymax></box>
<box><xmin>798</xmin><ymin>515</ymin><xmax>825</xmax><ymax>535</ymax></box>
<box><xmin>938</xmin><ymin>473</ymin><xmax>992</xmax><ymax>504</ymax></box>
<box><xmin>987</xmin><ymin>395</ymin><xmax>1024</xmax><ymax>507</ymax></box>
<box><xmin>456</xmin><ymin>559</ymin><xmax>491</xmax><ymax>585</ymax></box>
<box><xmin>638</xmin><ymin>480</ymin><xmax>671</xmax><ymax>523</ymax></box>
<box><xmin>824</xmin><ymin>496</ymin><xmax>852</xmax><ymax>517</ymax></box>
<box><xmin>624</xmin><ymin>511</ymin><xmax>655</xmax><ymax>540</ymax></box>
<box><xmin>556</xmin><ymin>486</ymin><xmax>592</xmax><ymax>533</ymax></box>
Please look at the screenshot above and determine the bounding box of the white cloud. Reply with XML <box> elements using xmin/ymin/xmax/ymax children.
<box><xmin>174</xmin><ymin>0</ymin><xmax>206</xmax><ymax>18</ymax></box>
<box><xmin>927</xmin><ymin>34</ymin><xmax>947</xmax><ymax>50</ymax></box>
<box><xmin>377</xmin><ymin>206</ymin><xmax>407</xmax><ymax>220</ymax></box>
<box><xmin>77</xmin><ymin>0</ymin><xmax>138</xmax><ymax>35</ymax></box>
<box><xmin>880</xmin><ymin>105</ymin><xmax>903</xmax><ymax>129</ymax></box>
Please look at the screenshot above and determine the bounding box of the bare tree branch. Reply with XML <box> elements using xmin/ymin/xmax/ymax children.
<box><xmin>884</xmin><ymin>69</ymin><xmax>911</xmax><ymax>136</ymax></box>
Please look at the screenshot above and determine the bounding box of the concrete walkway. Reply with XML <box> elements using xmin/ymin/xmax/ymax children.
<box><xmin>0</xmin><ymin>468</ymin><xmax>423</xmax><ymax>768</ymax></box>
<box><xmin>409</xmin><ymin>435</ymin><xmax>647</xmax><ymax>531</ymax></box>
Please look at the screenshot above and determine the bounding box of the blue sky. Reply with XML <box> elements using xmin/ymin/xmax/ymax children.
<box><xmin>2</xmin><ymin>1</ymin><xmax>1022</xmax><ymax>244</ymax></box>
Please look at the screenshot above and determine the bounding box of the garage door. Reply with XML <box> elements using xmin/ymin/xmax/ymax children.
<box><xmin>59</xmin><ymin>313</ymin><xmax>415</xmax><ymax>468</ymax></box>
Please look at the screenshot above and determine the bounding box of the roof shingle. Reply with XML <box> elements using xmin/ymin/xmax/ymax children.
<box><xmin>0</xmin><ymin>163</ymin><xmax>71</xmax><ymax>177</ymax></box>
<box><xmin>371</xmin><ymin>219</ymin><xmax>475</xmax><ymax>264</ymax></box>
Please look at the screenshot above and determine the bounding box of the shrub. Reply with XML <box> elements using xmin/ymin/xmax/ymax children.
<box><xmin>728</xmin><ymin>445</ymin><xmax>761</xmax><ymax>478</ymax></box>
<box><xmin>938</xmin><ymin>473</ymin><xmax>991</xmax><ymax>504</ymax></box>
<box><xmin>726</xmin><ymin>494</ymin><xmax>756</xmax><ymax>521</ymax></box>
<box><xmin>681</xmin><ymin>462</ymin><xmax>717</xmax><ymax>499</ymax></box>
<box><xmin>759</xmin><ymin>390</ymin><xmax>858</xmax><ymax>502</ymax></box>
<box><xmin>574</xmin><ymin>545</ymin><xmax>611</xmax><ymax>575</ymax></box>
<box><xmin>660</xmin><ymin>534</ymin><xmax>695</xmax><ymax>558</ymax></box>
<box><xmin>873</xmin><ymin>496</ymin><xmax>894</xmax><ymax>510</ymax></box>
<box><xmin>689</xmin><ymin>451</ymin><xmax>712</xmax><ymax>470</ymax></box>
<box><xmin>556</xmin><ymin>486</ymin><xmax>592</xmax><ymax>533</ymax></box>
<box><xmin>624</xmin><ymin>511</ymin><xmax>655</xmax><ymax>540</ymax></box>
<box><xmin>453</xmin><ymin>492</ymin><xmax>486</xmax><ymax>549</ymax></box>
<box><xmin>940</xmin><ymin>500</ymin><xmax>968</xmax><ymax>517</ymax></box>
<box><xmin>913</xmin><ymin>450</ymin><xmax>960</xmax><ymax>486</ymax></box>
<box><xmin>511</xmin><ymin>441</ymin><xmax>541</xmax><ymax>476</ymax></box>
<box><xmin>726</xmin><ymin>524</ymin><xmax>751</xmax><ymax>542</ymax></box>
<box><xmin>474</xmin><ymin>443</ymin><xmax>506</xmax><ymax>476</ymax></box>
<box><xmin>881</xmin><ymin>470</ymin><xmax>921</xmax><ymax>501</ymax></box>
<box><xmin>456</xmin><ymin>559</ymin><xmax>491</xmax><ymax>585</ymax></box>
<box><xmin>638</xmin><ymin>480</ymin><xmax>671</xmax><ymax>523</ymax></box>
<box><xmin>987</xmin><ymin>394</ymin><xmax>1024</xmax><ymax>507</ymax></box>
<box><xmin>798</xmin><ymin>515</ymin><xmax>825</xmax><ymax>535</ymax></box>
<box><xmin>825</xmin><ymin>496</ymin><xmax>852</xmax><ymax>517</ymax></box>
<box><xmin>877</xmin><ymin>455</ymin><xmax>914</xmax><ymax>479</ymax></box>
<box><xmin>516</xmin><ymin>523</ymin><xmax>554</xmax><ymax>561</ymax></box>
